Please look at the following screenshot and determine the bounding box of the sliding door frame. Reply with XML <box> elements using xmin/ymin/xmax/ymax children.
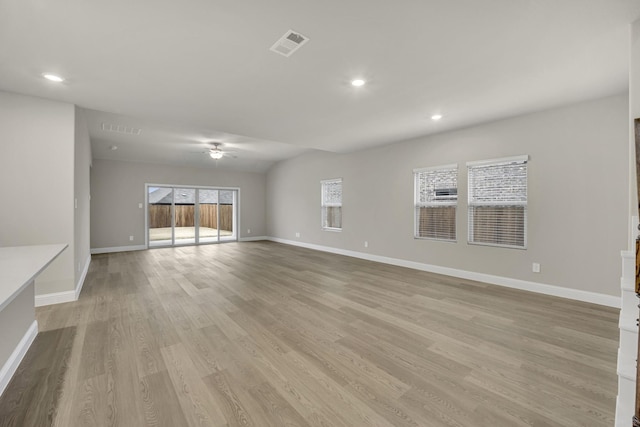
<box><xmin>145</xmin><ymin>183</ymin><xmax>240</xmax><ymax>249</ymax></box>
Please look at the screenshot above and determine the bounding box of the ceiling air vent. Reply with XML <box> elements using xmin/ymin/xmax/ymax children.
<box><xmin>101</xmin><ymin>123</ymin><xmax>142</xmax><ymax>135</ymax></box>
<box><xmin>269</xmin><ymin>30</ymin><xmax>309</xmax><ymax>57</ymax></box>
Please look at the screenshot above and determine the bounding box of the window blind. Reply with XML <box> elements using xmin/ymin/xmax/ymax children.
<box><xmin>467</xmin><ymin>156</ymin><xmax>528</xmax><ymax>248</ymax></box>
<box><xmin>321</xmin><ymin>178</ymin><xmax>342</xmax><ymax>230</ymax></box>
<box><xmin>414</xmin><ymin>164</ymin><xmax>457</xmax><ymax>241</ymax></box>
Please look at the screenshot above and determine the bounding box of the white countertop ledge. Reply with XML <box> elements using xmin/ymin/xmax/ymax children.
<box><xmin>0</xmin><ymin>244</ymin><xmax>68</xmax><ymax>312</ymax></box>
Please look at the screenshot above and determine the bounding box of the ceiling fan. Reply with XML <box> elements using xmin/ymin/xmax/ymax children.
<box><xmin>206</xmin><ymin>142</ymin><xmax>236</xmax><ymax>160</ymax></box>
<box><xmin>209</xmin><ymin>143</ymin><xmax>224</xmax><ymax>159</ymax></box>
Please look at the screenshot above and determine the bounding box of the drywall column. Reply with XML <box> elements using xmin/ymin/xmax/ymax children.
<box><xmin>0</xmin><ymin>91</ymin><xmax>75</xmax><ymax>297</ymax></box>
<box><xmin>73</xmin><ymin>107</ymin><xmax>92</xmax><ymax>296</ymax></box>
<box><xmin>615</xmin><ymin>18</ymin><xmax>640</xmax><ymax>427</ymax></box>
<box><xmin>630</xmin><ymin>19</ymin><xmax>640</xmax><ymax>247</ymax></box>
<box><xmin>616</xmin><ymin>250</ymin><xmax>637</xmax><ymax>426</ymax></box>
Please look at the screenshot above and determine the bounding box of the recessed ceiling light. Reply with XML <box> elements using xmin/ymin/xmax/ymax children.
<box><xmin>109</xmin><ymin>145</ymin><xmax>118</xmax><ymax>151</ymax></box>
<box><xmin>351</xmin><ymin>79</ymin><xmax>366</xmax><ymax>87</ymax></box>
<box><xmin>431</xmin><ymin>114</ymin><xmax>443</xmax><ymax>121</ymax></box>
<box><xmin>42</xmin><ymin>73</ymin><xmax>65</xmax><ymax>83</ymax></box>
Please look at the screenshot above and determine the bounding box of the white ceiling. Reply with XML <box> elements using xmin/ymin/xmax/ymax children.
<box><xmin>84</xmin><ymin>109</ymin><xmax>308</xmax><ymax>172</ymax></box>
<box><xmin>1</xmin><ymin>0</ymin><xmax>638</xmax><ymax>172</ymax></box>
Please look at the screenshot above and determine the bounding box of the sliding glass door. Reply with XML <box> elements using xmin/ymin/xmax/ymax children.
<box><xmin>147</xmin><ymin>185</ymin><xmax>238</xmax><ymax>248</ymax></box>
<box><xmin>148</xmin><ymin>187</ymin><xmax>173</xmax><ymax>247</ymax></box>
<box><xmin>198</xmin><ymin>189</ymin><xmax>219</xmax><ymax>244</ymax></box>
<box><xmin>219</xmin><ymin>190</ymin><xmax>236</xmax><ymax>242</ymax></box>
<box><xmin>174</xmin><ymin>188</ymin><xmax>196</xmax><ymax>245</ymax></box>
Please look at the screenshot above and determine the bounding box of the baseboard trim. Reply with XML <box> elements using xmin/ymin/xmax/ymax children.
<box><xmin>0</xmin><ymin>320</ymin><xmax>38</xmax><ymax>397</ymax></box>
<box><xmin>35</xmin><ymin>255</ymin><xmax>90</xmax><ymax>307</ymax></box>
<box><xmin>35</xmin><ymin>289</ymin><xmax>76</xmax><ymax>307</ymax></box>
<box><xmin>617</xmin><ymin>347</ymin><xmax>636</xmax><ymax>381</ymax></box>
<box><xmin>239</xmin><ymin>236</ymin><xmax>269</xmax><ymax>242</ymax></box>
<box><xmin>91</xmin><ymin>245</ymin><xmax>146</xmax><ymax>254</ymax></box>
<box><xmin>75</xmin><ymin>254</ymin><xmax>91</xmax><ymax>300</ymax></box>
<box><xmin>268</xmin><ymin>237</ymin><xmax>621</xmax><ymax>308</ymax></box>
<box><xmin>621</xmin><ymin>250</ymin><xmax>634</xmax><ymax>259</ymax></box>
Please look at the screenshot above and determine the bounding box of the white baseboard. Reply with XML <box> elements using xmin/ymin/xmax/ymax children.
<box><xmin>35</xmin><ymin>254</ymin><xmax>90</xmax><ymax>307</ymax></box>
<box><xmin>268</xmin><ymin>237</ymin><xmax>621</xmax><ymax>308</ymax></box>
<box><xmin>75</xmin><ymin>254</ymin><xmax>90</xmax><ymax>299</ymax></box>
<box><xmin>91</xmin><ymin>245</ymin><xmax>146</xmax><ymax>254</ymax></box>
<box><xmin>239</xmin><ymin>236</ymin><xmax>268</xmax><ymax>242</ymax></box>
<box><xmin>0</xmin><ymin>320</ymin><xmax>37</xmax><ymax>397</ymax></box>
<box><xmin>35</xmin><ymin>289</ymin><xmax>76</xmax><ymax>307</ymax></box>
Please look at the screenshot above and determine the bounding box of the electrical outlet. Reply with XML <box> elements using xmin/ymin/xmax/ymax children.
<box><xmin>138</xmin><ymin>203</ymin><xmax>143</xmax><ymax>209</ymax></box>
<box><xmin>295</xmin><ymin>232</ymin><xmax>300</xmax><ymax>238</ymax></box>
<box><xmin>247</xmin><ymin>228</ymin><xmax>251</xmax><ymax>234</ymax></box>
<box><xmin>129</xmin><ymin>235</ymin><xmax>134</xmax><ymax>241</ymax></box>
<box><xmin>532</xmin><ymin>262</ymin><xmax>541</xmax><ymax>273</ymax></box>
<box><xmin>364</xmin><ymin>241</ymin><xmax>368</xmax><ymax>248</ymax></box>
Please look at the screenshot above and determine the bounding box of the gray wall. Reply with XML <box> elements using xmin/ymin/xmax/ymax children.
<box><xmin>74</xmin><ymin>107</ymin><xmax>92</xmax><ymax>285</ymax></box>
<box><xmin>0</xmin><ymin>91</ymin><xmax>76</xmax><ymax>295</ymax></box>
<box><xmin>90</xmin><ymin>159</ymin><xmax>267</xmax><ymax>249</ymax></box>
<box><xmin>267</xmin><ymin>94</ymin><xmax>628</xmax><ymax>298</ymax></box>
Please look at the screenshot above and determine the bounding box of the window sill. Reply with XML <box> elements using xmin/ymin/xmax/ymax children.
<box><xmin>322</xmin><ymin>228</ymin><xmax>342</xmax><ymax>232</ymax></box>
<box><xmin>468</xmin><ymin>241</ymin><xmax>527</xmax><ymax>250</ymax></box>
<box><xmin>414</xmin><ymin>236</ymin><xmax>456</xmax><ymax>243</ymax></box>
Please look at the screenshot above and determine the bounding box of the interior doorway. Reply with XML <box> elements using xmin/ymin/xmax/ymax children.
<box><xmin>146</xmin><ymin>185</ymin><xmax>238</xmax><ymax>247</ymax></box>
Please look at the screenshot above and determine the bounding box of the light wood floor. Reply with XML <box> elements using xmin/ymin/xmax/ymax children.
<box><xmin>0</xmin><ymin>241</ymin><xmax>619</xmax><ymax>426</ymax></box>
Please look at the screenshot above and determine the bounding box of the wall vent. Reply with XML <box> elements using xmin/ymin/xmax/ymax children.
<box><xmin>101</xmin><ymin>123</ymin><xmax>142</xmax><ymax>135</ymax></box>
<box><xmin>269</xmin><ymin>30</ymin><xmax>309</xmax><ymax>57</ymax></box>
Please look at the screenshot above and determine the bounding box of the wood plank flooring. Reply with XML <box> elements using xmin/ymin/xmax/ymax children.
<box><xmin>0</xmin><ymin>241</ymin><xmax>620</xmax><ymax>426</ymax></box>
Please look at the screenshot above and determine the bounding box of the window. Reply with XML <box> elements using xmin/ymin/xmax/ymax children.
<box><xmin>467</xmin><ymin>155</ymin><xmax>528</xmax><ymax>248</ymax></box>
<box><xmin>321</xmin><ymin>178</ymin><xmax>342</xmax><ymax>230</ymax></box>
<box><xmin>414</xmin><ymin>164</ymin><xmax>457</xmax><ymax>241</ymax></box>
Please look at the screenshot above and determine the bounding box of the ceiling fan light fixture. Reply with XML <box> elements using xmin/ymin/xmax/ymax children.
<box><xmin>209</xmin><ymin>148</ymin><xmax>224</xmax><ymax>160</ymax></box>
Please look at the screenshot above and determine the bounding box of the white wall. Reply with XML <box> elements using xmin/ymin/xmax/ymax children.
<box><xmin>74</xmin><ymin>107</ymin><xmax>92</xmax><ymax>287</ymax></box>
<box><xmin>0</xmin><ymin>91</ymin><xmax>76</xmax><ymax>295</ymax></box>
<box><xmin>267</xmin><ymin>94</ymin><xmax>628</xmax><ymax>300</ymax></box>
<box><xmin>630</xmin><ymin>19</ymin><xmax>640</xmax><ymax>245</ymax></box>
<box><xmin>90</xmin><ymin>159</ymin><xmax>267</xmax><ymax>250</ymax></box>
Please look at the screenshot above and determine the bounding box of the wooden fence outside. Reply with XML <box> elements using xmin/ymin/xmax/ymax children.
<box><xmin>471</xmin><ymin>206</ymin><xmax>524</xmax><ymax>247</ymax></box>
<box><xmin>417</xmin><ymin>205</ymin><xmax>524</xmax><ymax>246</ymax></box>
<box><xmin>417</xmin><ymin>206</ymin><xmax>456</xmax><ymax>240</ymax></box>
<box><xmin>149</xmin><ymin>204</ymin><xmax>234</xmax><ymax>231</ymax></box>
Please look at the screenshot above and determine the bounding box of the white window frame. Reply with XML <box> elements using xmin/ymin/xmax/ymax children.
<box><xmin>467</xmin><ymin>155</ymin><xmax>528</xmax><ymax>249</ymax></box>
<box><xmin>413</xmin><ymin>164</ymin><xmax>458</xmax><ymax>242</ymax></box>
<box><xmin>321</xmin><ymin>178</ymin><xmax>342</xmax><ymax>231</ymax></box>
